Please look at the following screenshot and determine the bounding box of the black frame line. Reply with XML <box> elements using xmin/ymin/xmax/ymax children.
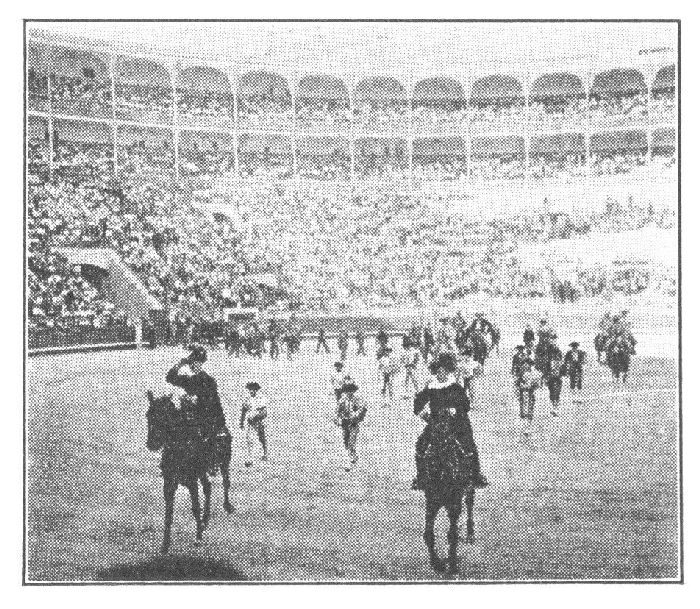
<box><xmin>22</xmin><ymin>18</ymin><xmax>683</xmax><ymax>586</ymax></box>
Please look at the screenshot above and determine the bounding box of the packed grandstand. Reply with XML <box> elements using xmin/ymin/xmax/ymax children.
<box><xmin>26</xmin><ymin>32</ymin><xmax>678</xmax><ymax>349</ymax></box>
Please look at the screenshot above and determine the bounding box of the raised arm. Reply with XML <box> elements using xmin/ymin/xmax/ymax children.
<box><xmin>166</xmin><ymin>359</ymin><xmax>193</xmax><ymax>391</ymax></box>
<box><xmin>413</xmin><ymin>386</ymin><xmax>431</xmax><ymax>415</ymax></box>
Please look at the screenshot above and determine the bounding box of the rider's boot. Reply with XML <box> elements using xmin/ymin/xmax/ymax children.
<box><xmin>470</xmin><ymin>453</ymin><xmax>489</xmax><ymax>488</ymax></box>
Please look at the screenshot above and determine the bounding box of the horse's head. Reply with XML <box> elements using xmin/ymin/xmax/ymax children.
<box><xmin>146</xmin><ymin>390</ymin><xmax>176</xmax><ymax>452</ymax></box>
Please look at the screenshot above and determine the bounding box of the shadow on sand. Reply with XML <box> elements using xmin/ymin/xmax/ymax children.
<box><xmin>96</xmin><ymin>555</ymin><xmax>248</xmax><ymax>581</ymax></box>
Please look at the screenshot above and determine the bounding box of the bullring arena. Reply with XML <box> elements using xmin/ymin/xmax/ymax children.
<box><xmin>25</xmin><ymin>22</ymin><xmax>679</xmax><ymax>582</ymax></box>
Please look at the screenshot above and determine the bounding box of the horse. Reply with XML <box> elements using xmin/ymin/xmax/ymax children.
<box><xmin>606</xmin><ymin>340</ymin><xmax>633</xmax><ymax>384</ymax></box>
<box><xmin>146</xmin><ymin>391</ymin><xmax>233</xmax><ymax>554</ymax></box>
<box><xmin>422</xmin><ymin>415</ymin><xmax>477</xmax><ymax>575</ymax></box>
<box><xmin>594</xmin><ymin>332</ymin><xmax>609</xmax><ymax>364</ymax></box>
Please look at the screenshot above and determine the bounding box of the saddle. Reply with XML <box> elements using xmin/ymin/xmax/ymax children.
<box><xmin>424</xmin><ymin>420</ymin><xmax>474</xmax><ymax>489</ymax></box>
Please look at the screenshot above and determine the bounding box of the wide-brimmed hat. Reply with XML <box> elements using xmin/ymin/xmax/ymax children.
<box><xmin>333</xmin><ymin>361</ymin><xmax>344</xmax><ymax>369</ymax></box>
<box><xmin>515</xmin><ymin>345</ymin><xmax>526</xmax><ymax>351</ymax></box>
<box><xmin>429</xmin><ymin>352</ymin><xmax>457</xmax><ymax>374</ymax></box>
<box><xmin>341</xmin><ymin>382</ymin><xmax>359</xmax><ymax>393</ymax></box>
<box><xmin>570</xmin><ymin>341</ymin><xmax>580</xmax><ymax>348</ymax></box>
<box><xmin>187</xmin><ymin>345</ymin><xmax>207</xmax><ymax>363</ymax></box>
<box><xmin>245</xmin><ymin>382</ymin><xmax>261</xmax><ymax>391</ymax></box>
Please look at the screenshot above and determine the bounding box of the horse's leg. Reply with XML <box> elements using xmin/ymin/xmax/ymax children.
<box><xmin>446</xmin><ymin>495</ymin><xmax>463</xmax><ymax>575</ymax></box>
<box><xmin>423</xmin><ymin>495</ymin><xmax>444</xmax><ymax>573</ymax></box>
<box><xmin>221</xmin><ymin>458</ymin><xmax>234</xmax><ymax>513</ymax></box>
<box><xmin>187</xmin><ymin>481</ymin><xmax>204</xmax><ymax>542</ymax></box>
<box><xmin>464</xmin><ymin>486</ymin><xmax>476</xmax><ymax>544</ymax></box>
<box><xmin>200</xmin><ymin>474</ymin><xmax>212</xmax><ymax>527</ymax></box>
<box><xmin>161</xmin><ymin>478</ymin><xmax>177</xmax><ymax>555</ymax></box>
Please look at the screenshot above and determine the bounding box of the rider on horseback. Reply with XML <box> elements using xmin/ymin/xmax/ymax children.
<box><xmin>166</xmin><ymin>345</ymin><xmax>228</xmax><ymax>475</ymax></box>
<box><xmin>411</xmin><ymin>353</ymin><xmax>489</xmax><ymax>491</ymax></box>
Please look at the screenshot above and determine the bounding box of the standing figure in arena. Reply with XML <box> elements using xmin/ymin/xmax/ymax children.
<box><xmin>316</xmin><ymin>326</ymin><xmax>330</xmax><ymax>354</ymax></box>
<box><xmin>436</xmin><ymin>318</ymin><xmax>455</xmax><ymax>354</ymax></box>
<box><xmin>239</xmin><ymin>381</ymin><xmax>268</xmax><ymax>467</ymax></box>
<box><xmin>412</xmin><ymin>353</ymin><xmax>488</xmax><ymax>491</ymax></box>
<box><xmin>541</xmin><ymin>335</ymin><xmax>564</xmax><ymax>417</ymax></box>
<box><xmin>376</xmin><ymin>327</ymin><xmax>389</xmax><ymax>353</ymax></box>
<box><xmin>401</xmin><ymin>335</ymin><xmax>421</xmax><ymax>398</ymax></box>
<box><xmin>514</xmin><ymin>357</ymin><xmax>540</xmax><ymax>434</ymax></box>
<box><xmin>330</xmin><ymin>361</ymin><xmax>346</xmax><ymax>403</ymax></box>
<box><xmin>335</xmin><ymin>382</ymin><xmax>368</xmax><ymax>470</ymax></box>
<box><xmin>166</xmin><ymin>345</ymin><xmax>227</xmax><ymax>474</ymax></box>
<box><xmin>378</xmin><ymin>346</ymin><xmax>396</xmax><ymax>406</ymax></box>
<box><xmin>355</xmin><ymin>329</ymin><xmax>366</xmax><ymax>356</ymax></box>
<box><xmin>523</xmin><ymin>324</ymin><xmax>535</xmax><ymax>351</ymax></box>
<box><xmin>457</xmin><ymin>348</ymin><xmax>482</xmax><ymax>405</ymax></box>
<box><xmin>337</xmin><ymin>328</ymin><xmax>350</xmax><ymax>361</ymax></box>
<box><xmin>268</xmin><ymin>318</ymin><xmax>281</xmax><ymax>360</ymax></box>
<box><xmin>467</xmin><ymin>312</ymin><xmax>498</xmax><ymax>347</ymax></box>
<box><xmin>563</xmin><ymin>342</ymin><xmax>586</xmax><ymax>396</ymax></box>
<box><xmin>422</xmin><ymin>325</ymin><xmax>435</xmax><ymax>362</ymax></box>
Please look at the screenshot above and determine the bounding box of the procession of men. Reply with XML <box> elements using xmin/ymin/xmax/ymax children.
<box><xmin>161</xmin><ymin>308</ymin><xmax>637</xmax><ymax>475</ymax></box>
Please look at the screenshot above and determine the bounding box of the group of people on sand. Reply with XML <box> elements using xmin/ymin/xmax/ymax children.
<box><xmin>158</xmin><ymin>308</ymin><xmax>631</xmax><ymax>491</ymax></box>
<box><xmin>512</xmin><ymin>319</ymin><xmax>586</xmax><ymax>433</ymax></box>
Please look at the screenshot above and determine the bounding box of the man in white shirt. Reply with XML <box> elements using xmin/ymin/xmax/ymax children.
<box><xmin>239</xmin><ymin>381</ymin><xmax>268</xmax><ymax>467</ymax></box>
<box><xmin>330</xmin><ymin>361</ymin><xmax>346</xmax><ymax>402</ymax></box>
<box><xmin>401</xmin><ymin>337</ymin><xmax>421</xmax><ymax>397</ymax></box>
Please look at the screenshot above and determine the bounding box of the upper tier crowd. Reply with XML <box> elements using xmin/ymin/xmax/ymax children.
<box><xmin>28</xmin><ymin>68</ymin><xmax>675</xmax><ymax>131</ymax></box>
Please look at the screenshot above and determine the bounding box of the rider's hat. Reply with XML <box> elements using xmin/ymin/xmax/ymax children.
<box><xmin>341</xmin><ymin>382</ymin><xmax>359</xmax><ymax>393</ymax></box>
<box><xmin>245</xmin><ymin>381</ymin><xmax>261</xmax><ymax>391</ymax></box>
<box><xmin>430</xmin><ymin>352</ymin><xmax>457</xmax><ymax>374</ymax></box>
<box><xmin>515</xmin><ymin>345</ymin><xmax>525</xmax><ymax>351</ymax></box>
<box><xmin>570</xmin><ymin>341</ymin><xmax>580</xmax><ymax>348</ymax></box>
<box><xmin>334</xmin><ymin>361</ymin><xmax>344</xmax><ymax>369</ymax></box>
<box><xmin>187</xmin><ymin>345</ymin><xmax>207</xmax><ymax>363</ymax></box>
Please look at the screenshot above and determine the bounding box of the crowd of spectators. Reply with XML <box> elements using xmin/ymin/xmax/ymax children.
<box><xmin>470</xmin><ymin>155</ymin><xmax>526</xmax><ymax>180</ymax></box>
<box><xmin>28</xmin><ymin>68</ymin><xmax>49</xmax><ymax>110</ymax></box>
<box><xmin>590</xmin><ymin>150</ymin><xmax>647</xmax><ymax>176</ymax></box>
<box><xmin>53</xmin><ymin>140</ymin><xmax>114</xmax><ymax>184</ymax></box>
<box><xmin>179</xmin><ymin>144</ymin><xmax>234</xmax><ymax>181</ymax></box>
<box><xmin>237</xmin><ymin>94</ymin><xmax>293</xmax><ymax>130</ymax></box>
<box><xmin>28</xmin><ymin>250</ymin><xmax>127</xmax><ymax>331</ymax></box>
<box><xmin>297</xmin><ymin>153</ymin><xmax>350</xmax><ymax>181</ymax></box>
<box><xmin>530</xmin><ymin>153</ymin><xmax>587</xmax><ymax>180</ymax></box>
<box><xmin>528</xmin><ymin>96</ymin><xmax>586</xmax><ymax>130</ymax></box>
<box><xmin>26</xmin><ymin>135</ymin><xmax>678</xmax><ymax>330</ymax></box>
<box><xmin>296</xmin><ymin>99</ymin><xmax>352</xmax><ymax>132</ymax></box>
<box><xmin>115</xmin><ymin>83</ymin><xmax>173</xmax><ymax>124</ymax></box>
<box><xmin>589</xmin><ymin>92</ymin><xmax>648</xmax><ymax>127</ymax></box>
<box><xmin>650</xmin><ymin>88</ymin><xmax>675</xmax><ymax>124</ymax></box>
<box><xmin>50</xmin><ymin>72</ymin><xmax>112</xmax><ymax>118</ymax></box>
<box><xmin>238</xmin><ymin>151</ymin><xmax>293</xmax><ymax>179</ymax></box>
<box><xmin>412</xmin><ymin>158</ymin><xmax>468</xmax><ymax>181</ymax></box>
<box><xmin>353</xmin><ymin>100</ymin><xmax>408</xmax><ymax>133</ymax></box>
<box><xmin>177</xmin><ymin>91</ymin><xmax>234</xmax><ymax>125</ymax></box>
<box><xmin>469</xmin><ymin>100</ymin><xmax>525</xmax><ymax>132</ymax></box>
<box><xmin>412</xmin><ymin>102</ymin><xmax>469</xmax><ymax>133</ymax></box>
<box><xmin>118</xmin><ymin>139</ymin><xmax>175</xmax><ymax>178</ymax></box>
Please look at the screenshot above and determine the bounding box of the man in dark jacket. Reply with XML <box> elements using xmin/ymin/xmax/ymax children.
<box><xmin>411</xmin><ymin>353</ymin><xmax>488</xmax><ymax>490</ymax></box>
<box><xmin>563</xmin><ymin>341</ymin><xmax>586</xmax><ymax>393</ymax></box>
<box><xmin>166</xmin><ymin>345</ymin><xmax>227</xmax><ymax>473</ymax></box>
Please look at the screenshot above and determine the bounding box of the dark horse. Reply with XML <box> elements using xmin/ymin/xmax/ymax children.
<box><xmin>422</xmin><ymin>415</ymin><xmax>476</xmax><ymax>575</ymax></box>
<box><xmin>594</xmin><ymin>332</ymin><xmax>609</xmax><ymax>364</ymax></box>
<box><xmin>606</xmin><ymin>339</ymin><xmax>633</xmax><ymax>384</ymax></box>
<box><xmin>146</xmin><ymin>391</ymin><xmax>233</xmax><ymax>554</ymax></box>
